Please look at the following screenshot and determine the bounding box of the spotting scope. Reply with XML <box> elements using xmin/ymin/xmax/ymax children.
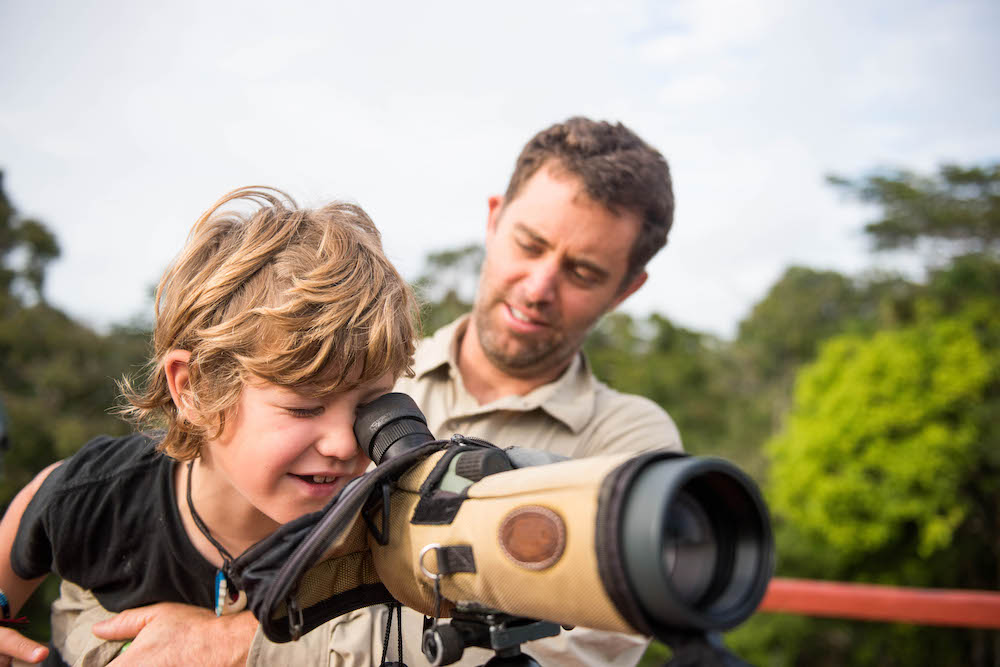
<box><xmin>232</xmin><ymin>393</ymin><xmax>774</xmax><ymax>664</ymax></box>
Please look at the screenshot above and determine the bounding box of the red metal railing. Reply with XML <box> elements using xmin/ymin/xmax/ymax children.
<box><xmin>758</xmin><ymin>577</ymin><xmax>1000</xmax><ymax>629</ymax></box>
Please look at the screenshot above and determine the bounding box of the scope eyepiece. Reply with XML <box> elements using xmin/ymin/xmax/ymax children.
<box><xmin>354</xmin><ymin>393</ymin><xmax>435</xmax><ymax>464</ymax></box>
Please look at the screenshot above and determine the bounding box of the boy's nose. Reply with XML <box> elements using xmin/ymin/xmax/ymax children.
<box><xmin>314</xmin><ymin>425</ymin><xmax>362</xmax><ymax>461</ymax></box>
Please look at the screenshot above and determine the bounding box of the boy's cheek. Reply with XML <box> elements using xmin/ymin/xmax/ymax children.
<box><xmin>355</xmin><ymin>454</ymin><xmax>373</xmax><ymax>476</ymax></box>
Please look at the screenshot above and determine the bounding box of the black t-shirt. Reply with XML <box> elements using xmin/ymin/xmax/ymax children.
<box><xmin>11</xmin><ymin>433</ymin><xmax>217</xmax><ymax>612</ymax></box>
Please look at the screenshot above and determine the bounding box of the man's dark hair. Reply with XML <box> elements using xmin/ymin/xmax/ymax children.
<box><xmin>504</xmin><ymin>117</ymin><xmax>674</xmax><ymax>287</ymax></box>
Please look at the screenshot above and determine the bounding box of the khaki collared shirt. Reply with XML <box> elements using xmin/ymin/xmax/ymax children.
<box><xmin>395</xmin><ymin>316</ymin><xmax>682</xmax><ymax>457</ymax></box>
<box><xmin>249</xmin><ymin>317</ymin><xmax>683</xmax><ymax>666</ymax></box>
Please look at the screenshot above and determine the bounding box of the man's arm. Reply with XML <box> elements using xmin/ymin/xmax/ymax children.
<box><xmin>0</xmin><ymin>462</ymin><xmax>63</xmax><ymax>665</ymax></box>
<box><xmin>585</xmin><ymin>390</ymin><xmax>683</xmax><ymax>457</ymax></box>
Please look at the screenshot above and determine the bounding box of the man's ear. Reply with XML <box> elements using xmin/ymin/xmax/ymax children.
<box><xmin>610</xmin><ymin>270</ymin><xmax>648</xmax><ymax>311</ymax></box>
<box><xmin>163</xmin><ymin>350</ymin><xmax>194</xmax><ymax>419</ymax></box>
<box><xmin>486</xmin><ymin>195</ymin><xmax>504</xmax><ymax>237</ymax></box>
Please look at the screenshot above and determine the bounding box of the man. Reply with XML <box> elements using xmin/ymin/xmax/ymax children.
<box><xmin>399</xmin><ymin>116</ymin><xmax>681</xmax><ymax>457</ymax></box>
<box><xmin>38</xmin><ymin>117</ymin><xmax>681</xmax><ymax>666</ymax></box>
<box><xmin>363</xmin><ymin>116</ymin><xmax>682</xmax><ymax>666</ymax></box>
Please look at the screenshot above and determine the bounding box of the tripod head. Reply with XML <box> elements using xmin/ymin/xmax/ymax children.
<box><xmin>419</xmin><ymin>608</ymin><xmax>753</xmax><ymax>667</ymax></box>
<box><xmin>421</xmin><ymin>606</ymin><xmax>559</xmax><ymax>667</ymax></box>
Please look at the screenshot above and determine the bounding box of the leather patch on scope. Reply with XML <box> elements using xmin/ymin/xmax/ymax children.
<box><xmin>498</xmin><ymin>505</ymin><xmax>566</xmax><ymax>571</ymax></box>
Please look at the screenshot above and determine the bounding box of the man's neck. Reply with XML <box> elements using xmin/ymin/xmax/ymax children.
<box><xmin>457</xmin><ymin>319</ymin><xmax>570</xmax><ymax>405</ymax></box>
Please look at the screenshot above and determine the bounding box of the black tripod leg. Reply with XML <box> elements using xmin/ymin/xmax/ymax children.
<box><xmin>662</xmin><ymin>631</ymin><xmax>754</xmax><ymax>667</ymax></box>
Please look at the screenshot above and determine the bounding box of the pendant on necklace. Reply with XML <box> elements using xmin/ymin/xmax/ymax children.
<box><xmin>214</xmin><ymin>569</ymin><xmax>248</xmax><ymax>616</ymax></box>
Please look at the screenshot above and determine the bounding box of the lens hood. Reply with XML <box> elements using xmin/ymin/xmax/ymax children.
<box><xmin>599</xmin><ymin>452</ymin><xmax>774</xmax><ymax>636</ymax></box>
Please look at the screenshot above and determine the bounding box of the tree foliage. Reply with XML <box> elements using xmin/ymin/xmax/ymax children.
<box><xmin>829</xmin><ymin>163</ymin><xmax>1000</xmax><ymax>259</ymax></box>
<box><xmin>0</xmin><ymin>173</ymin><xmax>149</xmax><ymax>640</ymax></box>
<box><xmin>0</xmin><ymin>173</ymin><xmax>60</xmax><ymax>308</ymax></box>
<box><xmin>733</xmin><ymin>163</ymin><xmax>1000</xmax><ymax>667</ymax></box>
<box><xmin>735</xmin><ymin>267</ymin><xmax>919</xmax><ymax>382</ymax></box>
<box><xmin>735</xmin><ymin>299</ymin><xmax>1000</xmax><ymax>667</ymax></box>
<box><xmin>411</xmin><ymin>243</ymin><xmax>482</xmax><ymax>335</ymax></box>
<box><xmin>769</xmin><ymin>311</ymin><xmax>996</xmax><ymax>573</ymax></box>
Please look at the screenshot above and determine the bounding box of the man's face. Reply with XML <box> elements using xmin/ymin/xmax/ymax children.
<box><xmin>472</xmin><ymin>164</ymin><xmax>647</xmax><ymax>379</ymax></box>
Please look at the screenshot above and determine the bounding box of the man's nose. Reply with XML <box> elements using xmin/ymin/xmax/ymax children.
<box><xmin>521</xmin><ymin>257</ymin><xmax>559</xmax><ymax>305</ymax></box>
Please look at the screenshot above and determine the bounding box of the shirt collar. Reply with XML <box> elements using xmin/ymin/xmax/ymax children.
<box><xmin>414</xmin><ymin>315</ymin><xmax>597</xmax><ymax>433</ymax></box>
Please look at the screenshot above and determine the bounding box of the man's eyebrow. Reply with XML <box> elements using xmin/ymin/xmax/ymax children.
<box><xmin>512</xmin><ymin>222</ymin><xmax>610</xmax><ymax>280</ymax></box>
<box><xmin>512</xmin><ymin>222</ymin><xmax>551</xmax><ymax>247</ymax></box>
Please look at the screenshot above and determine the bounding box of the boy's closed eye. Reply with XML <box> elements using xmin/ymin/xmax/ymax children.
<box><xmin>285</xmin><ymin>406</ymin><xmax>324</xmax><ymax>418</ymax></box>
<box><xmin>281</xmin><ymin>385</ymin><xmax>393</xmax><ymax>420</ymax></box>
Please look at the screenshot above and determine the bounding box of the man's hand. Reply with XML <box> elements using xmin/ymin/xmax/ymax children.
<box><xmin>92</xmin><ymin>604</ymin><xmax>257</xmax><ymax>667</ymax></box>
<box><xmin>0</xmin><ymin>627</ymin><xmax>48</xmax><ymax>667</ymax></box>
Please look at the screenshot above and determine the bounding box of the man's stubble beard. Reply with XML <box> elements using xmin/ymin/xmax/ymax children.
<box><xmin>472</xmin><ymin>296</ymin><xmax>577</xmax><ymax>379</ymax></box>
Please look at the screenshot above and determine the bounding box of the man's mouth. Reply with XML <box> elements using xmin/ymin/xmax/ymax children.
<box><xmin>508</xmin><ymin>304</ymin><xmax>545</xmax><ymax>326</ymax></box>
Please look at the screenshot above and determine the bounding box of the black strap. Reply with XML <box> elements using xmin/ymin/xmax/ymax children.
<box><xmin>436</xmin><ymin>545</ymin><xmax>477</xmax><ymax>575</ymax></box>
<box><xmin>379</xmin><ymin>602</ymin><xmax>405</xmax><ymax>666</ymax></box>
<box><xmin>398</xmin><ymin>603</ymin><xmax>404</xmax><ymax>662</ymax></box>
<box><xmin>186</xmin><ymin>460</ymin><xmax>235</xmax><ymax>571</ymax></box>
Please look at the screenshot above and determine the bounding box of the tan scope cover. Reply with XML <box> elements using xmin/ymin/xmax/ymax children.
<box><xmin>276</xmin><ymin>512</ymin><xmax>382</xmax><ymax>618</ymax></box>
<box><xmin>369</xmin><ymin>451</ymin><xmax>643</xmax><ymax>636</ymax></box>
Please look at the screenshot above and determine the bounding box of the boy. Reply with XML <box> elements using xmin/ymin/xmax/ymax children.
<box><xmin>0</xmin><ymin>186</ymin><xmax>418</xmax><ymax>665</ymax></box>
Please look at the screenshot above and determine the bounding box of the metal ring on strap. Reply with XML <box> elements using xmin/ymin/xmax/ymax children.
<box><xmin>419</xmin><ymin>543</ymin><xmax>444</xmax><ymax>581</ymax></box>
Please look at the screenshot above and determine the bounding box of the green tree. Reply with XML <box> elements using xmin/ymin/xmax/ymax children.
<box><xmin>828</xmin><ymin>163</ymin><xmax>1000</xmax><ymax>260</ymax></box>
<box><xmin>411</xmin><ymin>243</ymin><xmax>482</xmax><ymax>335</ymax></box>
<box><xmin>0</xmin><ymin>172</ymin><xmax>60</xmax><ymax>310</ymax></box>
<box><xmin>749</xmin><ymin>307</ymin><xmax>1000</xmax><ymax>666</ymax></box>
<box><xmin>0</xmin><ymin>173</ymin><xmax>150</xmax><ymax>641</ymax></box>
<box><xmin>734</xmin><ymin>266</ymin><xmax>916</xmax><ymax>383</ymax></box>
<box><xmin>730</xmin><ymin>163</ymin><xmax>1000</xmax><ymax>666</ymax></box>
<box><xmin>769</xmin><ymin>312</ymin><xmax>996</xmax><ymax>578</ymax></box>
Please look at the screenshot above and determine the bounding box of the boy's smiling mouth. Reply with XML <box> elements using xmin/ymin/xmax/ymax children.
<box><xmin>291</xmin><ymin>473</ymin><xmax>341</xmax><ymax>486</ymax></box>
<box><xmin>305</xmin><ymin>475</ymin><xmax>337</xmax><ymax>484</ymax></box>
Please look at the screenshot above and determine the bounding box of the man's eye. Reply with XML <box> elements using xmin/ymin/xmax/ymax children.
<box><xmin>517</xmin><ymin>240</ymin><xmax>542</xmax><ymax>255</ymax></box>
<box><xmin>570</xmin><ymin>267</ymin><xmax>600</xmax><ymax>286</ymax></box>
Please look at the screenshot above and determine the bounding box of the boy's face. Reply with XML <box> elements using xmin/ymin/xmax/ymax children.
<box><xmin>204</xmin><ymin>372</ymin><xmax>394</xmax><ymax>524</ymax></box>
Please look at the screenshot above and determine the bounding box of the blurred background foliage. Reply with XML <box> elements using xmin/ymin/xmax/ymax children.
<box><xmin>0</xmin><ymin>172</ymin><xmax>150</xmax><ymax>639</ymax></box>
<box><xmin>1</xmin><ymin>163</ymin><xmax>998</xmax><ymax>664</ymax></box>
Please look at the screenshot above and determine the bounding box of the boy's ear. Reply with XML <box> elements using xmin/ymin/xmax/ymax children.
<box><xmin>163</xmin><ymin>350</ymin><xmax>194</xmax><ymax>420</ymax></box>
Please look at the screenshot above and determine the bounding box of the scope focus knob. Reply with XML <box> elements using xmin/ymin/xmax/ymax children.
<box><xmin>454</xmin><ymin>449</ymin><xmax>513</xmax><ymax>483</ymax></box>
<box><xmin>422</xmin><ymin>623</ymin><xmax>465</xmax><ymax>666</ymax></box>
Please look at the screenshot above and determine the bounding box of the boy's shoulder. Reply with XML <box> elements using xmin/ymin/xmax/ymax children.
<box><xmin>12</xmin><ymin>430</ymin><xmax>215</xmax><ymax>609</ymax></box>
<box><xmin>49</xmin><ymin>431</ymin><xmax>166</xmax><ymax>492</ymax></box>
<box><xmin>11</xmin><ymin>432</ymin><xmax>173</xmax><ymax>582</ymax></box>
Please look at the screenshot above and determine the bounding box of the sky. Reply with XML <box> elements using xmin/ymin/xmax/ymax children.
<box><xmin>1</xmin><ymin>0</ymin><xmax>998</xmax><ymax>339</ymax></box>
